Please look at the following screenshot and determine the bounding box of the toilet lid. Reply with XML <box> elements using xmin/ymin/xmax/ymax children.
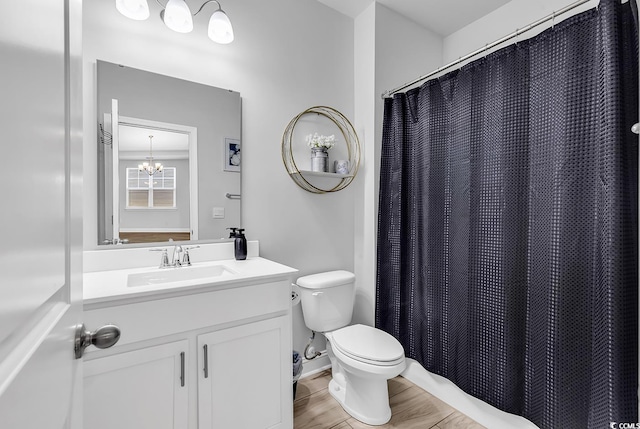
<box><xmin>331</xmin><ymin>324</ymin><xmax>404</xmax><ymax>364</ymax></box>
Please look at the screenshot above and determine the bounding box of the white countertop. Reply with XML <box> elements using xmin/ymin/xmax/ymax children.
<box><xmin>83</xmin><ymin>256</ymin><xmax>298</xmax><ymax>307</ymax></box>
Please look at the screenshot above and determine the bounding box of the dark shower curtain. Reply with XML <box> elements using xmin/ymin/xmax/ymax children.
<box><xmin>376</xmin><ymin>0</ymin><xmax>638</xmax><ymax>428</ymax></box>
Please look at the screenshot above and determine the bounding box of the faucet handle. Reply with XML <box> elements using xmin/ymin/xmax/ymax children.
<box><xmin>149</xmin><ymin>248</ymin><xmax>171</xmax><ymax>268</ymax></box>
<box><xmin>161</xmin><ymin>249</ymin><xmax>171</xmax><ymax>268</ymax></box>
<box><xmin>181</xmin><ymin>245</ymin><xmax>199</xmax><ymax>266</ymax></box>
<box><xmin>182</xmin><ymin>249</ymin><xmax>192</xmax><ymax>266</ymax></box>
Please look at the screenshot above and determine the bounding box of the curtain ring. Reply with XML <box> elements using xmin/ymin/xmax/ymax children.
<box><xmin>515</xmin><ymin>28</ymin><xmax>519</xmax><ymax>45</ymax></box>
<box><xmin>551</xmin><ymin>10</ymin><xmax>555</xmax><ymax>29</ymax></box>
<box><xmin>484</xmin><ymin>43</ymin><xmax>489</xmax><ymax>58</ymax></box>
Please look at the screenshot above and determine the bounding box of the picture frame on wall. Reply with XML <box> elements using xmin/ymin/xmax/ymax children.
<box><xmin>224</xmin><ymin>138</ymin><xmax>241</xmax><ymax>172</ymax></box>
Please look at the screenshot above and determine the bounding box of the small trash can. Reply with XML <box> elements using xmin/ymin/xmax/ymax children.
<box><xmin>293</xmin><ymin>350</ymin><xmax>302</xmax><ymax>399</ymax></box>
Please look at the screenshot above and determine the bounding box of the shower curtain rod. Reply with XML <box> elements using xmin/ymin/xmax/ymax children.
<box><xmin>381</xmin><ymin>0</ymin><xmax>594</xmax><ymax>98</ymax></box>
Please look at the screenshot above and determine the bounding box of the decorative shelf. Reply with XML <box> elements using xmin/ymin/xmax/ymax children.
<box><xmin>292</xmin><ymin>170</ymin><xmax>354</xmax><ymax>179</ymax></box>
<box><xmin>281</xmin><ymin>106</ymin><xmax>360</xmax><ymax>194</ymax></box>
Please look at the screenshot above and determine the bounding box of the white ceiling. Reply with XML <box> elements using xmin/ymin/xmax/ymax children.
<box><xmin>118</xmin><ymin>125</ymin><xmax>189</xmax><ymax>160</ymax></box>
<box><xmin>316</xmin><ymin>0</ymin><xmax>512</xmax><ymax>36</ymax></box>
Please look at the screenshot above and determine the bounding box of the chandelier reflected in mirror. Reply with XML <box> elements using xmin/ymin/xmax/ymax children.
<box><xmin>139</xmin><ymin>135</ymin><xmax>164</xmax><ymax>176</ymax></box>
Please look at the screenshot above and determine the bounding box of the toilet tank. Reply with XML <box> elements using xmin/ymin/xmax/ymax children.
<box><xmin>296</xmin><ymin>270</ymin><xmax>356</xmax><ymax>332</ymax></box>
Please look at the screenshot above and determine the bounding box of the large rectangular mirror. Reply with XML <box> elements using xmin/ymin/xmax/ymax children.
<box><xmin>97</xmin><ymin>60</ymin><xmax>241</xmax><ymax>245</ymax></box>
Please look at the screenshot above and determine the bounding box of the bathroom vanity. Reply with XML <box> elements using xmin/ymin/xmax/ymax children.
<box><xmin>82</xmin><ymin>242</ymin><xmax>297</xmax><ymax>429</ymax></box>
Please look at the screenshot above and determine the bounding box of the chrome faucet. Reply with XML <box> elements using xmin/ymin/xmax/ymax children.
<box><xmin>102</xmin><ymin>238</ymin><xmax>129</xmax><ymax>245</ymax></box>
<box><xmin>150</xmin><ymin>242</ymin><xmax>199</xmax><ymax>268</ymax></box>
<box><xmin>172</xmin><ymin>245</ymin><xmax>183</xmax><ymax>267</ymax></box>
<box><xmin>150</xmin><ymin>239</ymin><xmax>186</xmax><ymax>268</ymax></box>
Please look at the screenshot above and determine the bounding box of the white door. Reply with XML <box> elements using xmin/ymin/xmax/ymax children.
<box><xmin>0</xmin><ymin>0</ymin><xmax>84</xmax><ymax>428</ymax></box>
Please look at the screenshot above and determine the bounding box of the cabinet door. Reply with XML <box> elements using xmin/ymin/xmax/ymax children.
<box><xmin>84</xmin><ymin>340</ymin><xmax>189</xmax><ymax>429</ymax></box>
<box><xmin>198</xmin><ymin>316</ymin><xmax>292</xmax><ymax>429</ymax></box>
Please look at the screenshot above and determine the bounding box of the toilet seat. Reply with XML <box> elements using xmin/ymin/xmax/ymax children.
<box><xmin>330</xmin><ymin>324</ymin><xmax>405</xmax><ymax>366</ymax></box>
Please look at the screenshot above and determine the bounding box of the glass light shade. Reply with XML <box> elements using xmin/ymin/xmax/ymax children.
<box><xmin>208</xmin><ymin>10</ymin><xmax>234</xmax><ymax>44</ymax></box>
<box><xmin>163</xmin><ymin>0</ymin><xmax>194</xmax><ymax>33</ymax></box>
<box><xmin>115</xmin><ymin>0</ymin><xmax>150</xmax><ymax>20</ymax></box>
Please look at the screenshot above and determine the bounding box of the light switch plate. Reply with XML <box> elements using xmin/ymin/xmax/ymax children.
<box><xmin>212</xmin><ymin>207</ymin><xmax>225</xmax><ymax>219</ymax></box>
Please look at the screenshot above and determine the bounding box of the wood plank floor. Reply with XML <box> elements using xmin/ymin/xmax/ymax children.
<box><xmin>294</xmin><ymin>370</ymin><xmax>485</xmax><ymax>429</ymax></box>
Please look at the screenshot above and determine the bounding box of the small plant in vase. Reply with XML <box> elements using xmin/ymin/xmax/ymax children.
<box><xmin>306</xmin><ymin>133</ymin><xmax>336</xmax><ymax>172</ymax></box>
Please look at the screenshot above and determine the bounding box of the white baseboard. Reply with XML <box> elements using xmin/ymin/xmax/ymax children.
<box><xmin>401</xmin><ymin>359</ymin><xmax>539</xmax><ymax>429</ymax></box>
<box><xmin>299</xmin><ymin>353</ymin><xmax>331</xmax><ymax>378</ymax></box>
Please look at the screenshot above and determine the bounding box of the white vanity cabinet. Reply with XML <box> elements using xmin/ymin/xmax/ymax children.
<box><xmin>198</xmin><ymin>316</ymin><xmax>290</xmax><ymax>429</ymax></box>
<box><xmin>82</xmin><ymin>269</ymin><xmax>294</xmax><ymax>429</ymax></box>
<box><xmin>84</xmin><ymin>340</ymin><xmax>189</xmax><ymax>429</ymax></box>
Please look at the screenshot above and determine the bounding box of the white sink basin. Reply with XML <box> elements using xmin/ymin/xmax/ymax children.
<box><xmin>127</xmin><ymin>264</ymin><xmax>236</xmax><ymax>287</ymax></box>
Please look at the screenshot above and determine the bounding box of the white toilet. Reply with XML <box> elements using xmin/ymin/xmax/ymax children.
<box><xmin>296</xmin><ymin>270</ymin><xmax>406</xmax><ymax>426</ymax></box>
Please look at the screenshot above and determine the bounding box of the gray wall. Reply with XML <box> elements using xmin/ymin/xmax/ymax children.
<box><xmin>84</xmin><ymin>0</ymin><xmax>355</xmax><ymax>363</ymax></box>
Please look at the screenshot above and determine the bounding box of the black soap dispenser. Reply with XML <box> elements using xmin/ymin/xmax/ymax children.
<box><xmin>234</xmin><ymin>228</ymin><xmax>247</xmax><ymax>260</ymax></box>
<box><xmin>227</xmin><ymin>227</ymin><xmax>246</xmax><ymax>261</ymax></box>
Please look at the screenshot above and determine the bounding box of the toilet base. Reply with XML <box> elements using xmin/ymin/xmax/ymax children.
<box><xmin>324</xmin><ymin>332</ymin><xmax>406</xmax><ymax>426</ymax></box>
<box><xmin>323</xmin><ymin>331</ymin><xmax>405</xmax><ymax>426</ymax></box>
<box><xmin>328</xmin><ymin>371</ymin><xmax>393</xmax><ymax>426</ymax></box>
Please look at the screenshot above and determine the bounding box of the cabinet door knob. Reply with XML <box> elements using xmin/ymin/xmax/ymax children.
<box><xmin>74</xmin><ymin>323</ymin><xmax>121</xmax><ymax>359</ymax></box>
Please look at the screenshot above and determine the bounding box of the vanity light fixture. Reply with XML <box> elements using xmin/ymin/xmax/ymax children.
<box><xmin>115</xmin><ymin>0</ymin><xmax>234</xmax><ymax>44</ymax></box>
<box><xmin>162</xmin><ymin>0</ymin><xmax>194</xmax><ymax>33</ymax></box>
<box><xmin>139</xmin><ymin>135</ymin><xmax>164</xmax><ymax>176</ymax></box>
<box><xmin>116</xmin><ymin>0</ymin><xmax>150</xmax><ymax>20</ymax></box>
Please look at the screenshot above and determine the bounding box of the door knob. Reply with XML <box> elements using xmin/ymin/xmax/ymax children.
<box><xmin>74</xmin><ymin>323</ymin><xmax>121</xmax><ymax>359</ymax></box>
